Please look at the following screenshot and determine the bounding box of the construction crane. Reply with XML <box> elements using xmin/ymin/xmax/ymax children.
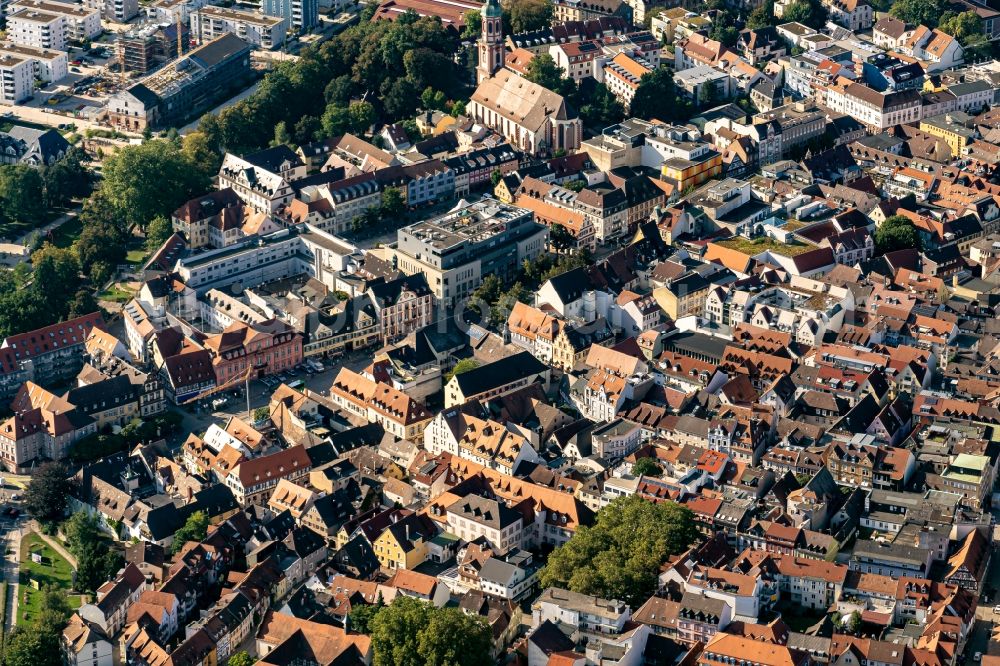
<box><xmin>176</xmin><ymin>11</ymin><xmax>183</xmax><ymax>59</ymax></box>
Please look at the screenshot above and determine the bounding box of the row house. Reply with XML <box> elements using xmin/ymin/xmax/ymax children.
<box><xmin>825</xmin><ymin>83</ymin><xmax>922</xmax><ymax>132</ymax></box>
<box><xmin>328</xmin><ymin>367</ymin><xmax>433</xmax><ymax>441</ymax></box>
<box><xmin>225</xmin><ymin>445</ymin><xmax>312</xmax><ymax>506</ymax></box>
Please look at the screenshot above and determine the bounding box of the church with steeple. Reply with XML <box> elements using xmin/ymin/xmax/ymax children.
<box><xmin>476</xmin><ymin>0</ymin><xmax>504</xmax><ymax>83</ymax></box>
<box><xmin>467</xmin><ymin>0</ymin><xmax>582</xmax><ymax>156</ymax></box>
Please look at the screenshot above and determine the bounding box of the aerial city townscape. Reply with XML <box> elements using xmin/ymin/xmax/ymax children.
<box><xmin>2</xmin><ymin>0</ymin><xmax>1000</xmax><ymax>660</ymax></box>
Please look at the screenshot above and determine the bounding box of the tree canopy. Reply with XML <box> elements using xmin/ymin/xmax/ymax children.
<box><xmin>631</xmin><ymin>457</ymin><xmax>663</xmax><ymax>477</ymax></box>
<box><xmin>96</xmin><ymin>139</ymin><xmax>211</xmax><ymax>231</ymax></box>
<box><xmin>540</xmin><ymin>495</ymin><xmax>699</xmax><ymax>606</ymax></box>
<box><xmin>630</xmin><ymin>68</ymin><xmax>689</xmax><ymax>123</ymax></box>
<box><xmin>874</xmin><ymin>215</ymin><xmax>921</xmax><ymax>254</ymax></box>
<box><xmin>24</xmin><ymin>462</ymin><xmax>72</xmax><ymax>524</ymax></box>
<box><xmin>369</xmin><ymin>596</ymin><xmax>492</xmax><ymax>666</ymax></box>
<box><xmin>200</xmin><ymin>12</ymin><xmax>461</xmax><ymax>153</ymax></box>
<box><xmin>63</xmin><ymin>511</ymin><xmax>124</xmax><ymax>594</ymax></box>
<box><xmin>782</xmin><ymin>0</ymin><xmax>828</xmax><ymax>29</ymax></box>
<box><xmin>5</xmin><ymin>583</ymin><xmax>71</xmax><ymax>665</ymax></box>
<box><xmin>505</xmin><ymin>0</ymin><xmax>553</xmax><ymax>33</ymax></box>
<box><xmin>171</xmin><ymin>510</ymin><xmax>209</xmax><ymax>553</ymax></box>
<box><xmin>889</xmin><ymin>0</ymin><xmax>944</xmax><ymax>28</ymax></box>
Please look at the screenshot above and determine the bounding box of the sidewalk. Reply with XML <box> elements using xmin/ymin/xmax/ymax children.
<box><xmin>26</xmin><ymin>522</ymin><xmax>77</xmax><ymax>568</ymax></box>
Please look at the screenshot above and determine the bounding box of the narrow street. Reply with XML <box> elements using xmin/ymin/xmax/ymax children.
<box><xmin>1</xmin><ymin>519</ymin><xmax>23</xmax><ymax>632</ymax></box>
<box><xmin>962</xmin><ymin>509</ymin><xmax>1000</xmax><ymax>660</ymax></box>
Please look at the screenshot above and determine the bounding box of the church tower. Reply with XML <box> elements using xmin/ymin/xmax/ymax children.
<box><xmin>476</xmin><ymin>0</ymin><xmax>504</xmax><ymax>83</ymax></box>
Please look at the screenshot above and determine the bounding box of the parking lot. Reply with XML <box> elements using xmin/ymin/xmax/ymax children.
<box><xmin>175</xmin><ymin>350</ymin><xmax>372</xmax><ymax>439</ymax></box>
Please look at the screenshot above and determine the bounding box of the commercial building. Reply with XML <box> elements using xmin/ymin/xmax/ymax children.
<box><xmin>191</xmin><ymin>6</ymin><xmax>287</xmax><ymax>50</ymax></box>
<box><xmin>390</xmin><ymin>197</ymin><xmax>548</xmax><ymax>306</ymax></box>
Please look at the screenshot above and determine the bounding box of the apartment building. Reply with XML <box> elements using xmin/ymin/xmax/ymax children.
<box><xmin>218</xmin><ymin>149</ymin><xmax>299</xmax><ymax>211</ymax></box>
<box><xmin>0</xmin><ymin>54</ymin><xmax>34</xmax><ymax>103</ymax></box>
<box><xmin>602</xmin><ymin>51</ymin><xmax>650</xmax><ymax>110</ymax></box>
<box><xmin>825</xmin><ymin>82</ymin><xmax>922</xmax><ymax>131</ymax></box>
<box><xmin>290</xmin><ymin>173</ymin><xmax>381</xmax><ymax>235</ymax></box>
<box><xmin>391</xmin><ymin>198</ymin><xmax>548</xmax><ymax>306</ymax></box>
<box><xmin>532</xmin><ymin>587</ymin><xmax>631</xmax><ymax>639</ymax></box>
<box><xmin>85</xmin><ymin>0</ymin><xmax>138</xmax><ymax>21</ymax></box>
<box><xmin>191</xmin><ymin>6</ymin><xmax>286</xmax><ymax>50</ymax></box>
<box><xmin>10</xmin><ymin>0</ymin><xmax>101</xmax><ymax>43</ymax></box>
<box><xmin>0</xmin><ymin>43</ymin><xmax>65</xmax><ymax>82</ymax></box>
<box><xmin>6</xmin><ymin>9</ymin><xmax>66</xmax><ymax>51</ymax></box>
<box><xmin>262</xmin><ymin>0</ymin><xmax>317</xmax><ymax>31</ymax></box>
<box><xmin>328</xmin><ymin>367</ymin><xmax>433</xmax><ymax>441</ymax></box>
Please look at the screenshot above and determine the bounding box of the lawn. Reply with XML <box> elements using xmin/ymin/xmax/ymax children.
<box><xmin>97</xmin><ymin>284</ymin><xmax>136</xmax><ymax>303</ymax></box>
<box><xmin>126</xmin><ymin>248</ymin><xmax>149</xmax><ymax>264</ymax></box>
<box><xmin>49</xmin><ymin>216</ymin><xmax>83</xmax><ymax>249</ymax></box>
<box><xmin>18</xmin><ymin>533</ymin><xmax>80</xmax><ymax>625</ymax></box>
<box><xmin>716</xmin><ymin>236</ymin><xmax>815</xmax><ymax>257</ymax></box>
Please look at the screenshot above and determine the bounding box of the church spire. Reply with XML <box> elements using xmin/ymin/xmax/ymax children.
<box><xmin>476</xmin><ymin>0</ymin><xmax>504</xmax><ymax>83</ymax></box>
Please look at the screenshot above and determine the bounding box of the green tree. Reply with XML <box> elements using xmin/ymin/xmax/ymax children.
<box><xmin>42</xmin><ymin>148</ymin><xmax>91</xmax><ymax>208</ymax></box>
<box><xmin>939</xmin><ymin>10</ymin><xmax>980</xmax><ymax>39</ymax></box>
<box><xmin>322</xmin><ymin>105</ymin><xmax>351</xmax><ymax>138</ymax></box>
<box><xmin>576</xmin><ymin>82</ymin><xmax>624</xmax><ymax>128</ymax></box>
<box><xmin>875</xmin><ymin>215</ymin><xmax>921</xmax><ymax>254</ymax></box>
<box><xmin>491</xmin><ymin>282</ymin><xmax>528</xmax><ymax>327</ymax></box>
<box><xmin>380</xmin><ymin>187</ymin><xmax>405</xmax><ymax>218</ymax></box>
<box><xmin>525</xmin><ymin>53</ymin><xmax>572</xmax><ymax>96</ymax></box>
<box><xmin>3</xmin><ymin>624</ymin><xmax>63</xmax><ymax>666</ymax></box>
<box><xmin>782</xmin><ymin>0</ymin><xmax>828</xmax><ymax>28</ymax></box>
<box><xmin>631</xmin><ymin>68</ymin><xmax>685</xmax><ymax>123</ymax></box>
<box><xmin>746</xmin><ymin>0</ymin><xmax>776</xmax><ymax>29</ymax></box>
<box><xmin>271</xmin><ymin>120</ymin><xmax>293</xmax><ymax>148</ymax></box>
<box><xmin>24</xmin><ymin>462</ymin><xmax>71</xmax><ymax>524</ymax></box>
<box><xmin>171</xmin><ymin>510</ymin><xmax>209</xmax><ymax>553</ymax></box>
<box><xmin>506</xmin><ymin>0</ymin><xmax>553</xmax><ymax>33</ymax></box>
<box><xmin>145</xmin><ymin>216</ymin><xmax>173</xmax><ymax>251</ymax></box>
<box><xmin>324</xmin><ymin>74</ymin><xmax>355</xmax><ymax>106</ymax></box>
<box><xmin>889</xmin><ymin>0</ymin><xmax>943</xmax><ymax>27</ymax></box>
<box><xmin>445</xmin><ymin>358</ymin><xmax>480</xmax><ymax>382</ymax></box>
<box><xmin>631</xmin><ymin>457</ymin><xmax>663</xmax><ymax>477</ymax></box>
<box><xmin>470</xmin><ymin>273</ymin><xmax>502</xmax><ymax>317</ymax></box>
<box><xmin>710</xmin><ymin>23</ymin><xmax>739</xmax><ymax>47</ymax></box>
<box><xmin>98</xmin><ymin>139</ymin><xmax>210</xmax><ymax>231</ymax></box>
<box><xmin>227</xmin><ymin>651</ymin><xmax>256</xmax><ymax>666</ymax></box>
<box><xmin>847</xmin><ymin>610</ymin><xmax>862</xmax><ymax>634</ymax></box>
<box><xmin>0</xmin><ymin>165</ymin><xmax>45</xmax><ymax>223</ymax></box>
<box><xmin>349</xmin><ymin>101</ymin><xmax>376</xmax><ymax>134</ymax></box>
<box><xmin>369</xmin><ymin>596</ymin><xmax>491</xmax><ymax>666</ymax></box>
<box><xmin>540</xmin><ymin>495</ymin><xmax>699</xmax><ymax>606</ymax></box>
<box><xmin>549</xmin><ymin>223</ymin><xmax>575</xmax><ymax>250</ymax></box>
<box><xmin>180</xmin><ymin>130</ymin><xmax>223</xmax><ymax>178</ymax></box>
<box><xmin>349</xmin><ymin>597</ymin><xmax>384</xmax><ymax>634</ymax></box>
<box><xmin>421</xmin><ymin>87</ymin><xmax>448</xmax><ymax>111</ymax></box>
<box><xmin>461</xmin><ymin>9</ymin><xmax>481</xmax><ymax>39</ymax></box>
<box><xmin>63</xmin><ymin>511</ymin><xmax>124</xmax><ymax>594</ymax></box>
